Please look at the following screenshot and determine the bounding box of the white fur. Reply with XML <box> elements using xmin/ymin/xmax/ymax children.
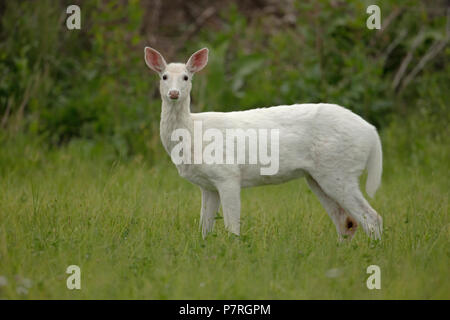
<box><xmin>144</xmin><ymin>47</ymin><xmax>383</xmax><ymax>240</ymax></box>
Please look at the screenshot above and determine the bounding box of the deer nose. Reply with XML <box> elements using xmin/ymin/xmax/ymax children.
<box><xmin>168</xmin><ymin>90</ymin><xmax>180</xmax><ymax>100</ymax></box>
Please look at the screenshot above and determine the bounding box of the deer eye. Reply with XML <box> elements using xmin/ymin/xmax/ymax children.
<box><xmin>162</xmin><ymin>74</ymin><xmax>168</xmax><ymax>80</ymax></box>
<box><xmin>183</xmin><ymin>75</ymin><xmax>189</xmax><ymax>81</ymax></box>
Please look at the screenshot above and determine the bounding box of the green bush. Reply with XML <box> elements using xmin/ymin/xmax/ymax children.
<box><xmin>0</xmin><ymin>0</ymin><xmax>448</xmax><ymax>162</ymax></box>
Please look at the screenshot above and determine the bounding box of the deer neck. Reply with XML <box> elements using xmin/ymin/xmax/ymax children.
<box><xmin>160</xmin><ymin>96</ymin><xmax>193</xmax><ymax>154</ymax></box>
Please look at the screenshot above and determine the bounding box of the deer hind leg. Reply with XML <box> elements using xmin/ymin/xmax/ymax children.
<box><xmin>310</xmin><ymin>173</ymin><xmax>383</xmax><ymax>240</ymax></box>
<box><xmin>306</xmin><ymin>175</ymin><xmax>358</xmax><ymax>240</ymax></box>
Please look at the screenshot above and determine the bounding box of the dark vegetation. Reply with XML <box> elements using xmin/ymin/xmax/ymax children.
<box><xmin>0</xmin><ymin>0</ymin><xmax>448</xmax><ymax>163</ymax></box>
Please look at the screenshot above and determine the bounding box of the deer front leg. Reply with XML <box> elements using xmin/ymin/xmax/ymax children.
<box><xmin>200</xmin><ymin>188</ymin><xmax>220</xmax><ymax>239</ymax></box>
<box><xmin>217</xmin><ymin>181</ymin><xmax>241</xmax><ymax>236</ymax></box>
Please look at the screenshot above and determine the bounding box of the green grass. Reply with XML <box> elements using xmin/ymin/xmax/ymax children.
<box><xmin>0</xmin><ymin>134</ymin><xmax>448</xmax><ymax>299</ymax></box>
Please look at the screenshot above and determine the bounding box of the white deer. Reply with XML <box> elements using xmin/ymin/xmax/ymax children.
<box><xmin>144</xmin><ymin>47</ymin><xmax>383</xmax><ymax>240</ymax></box>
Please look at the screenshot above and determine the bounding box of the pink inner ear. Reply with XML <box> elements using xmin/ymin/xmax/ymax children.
<box><xmin>192</xmin><ymin>53</ymin><xmax>206</xmax><ymax>68</ymax></box>
<box><xmin>146</xmin><ymin>50</ymin><xmax>164</xmax><ymax>72</ymax></box>
<box><xmin>188</xmin><ymin>50</ymin><xmax>208</xmax><ymax>72</ymax></box>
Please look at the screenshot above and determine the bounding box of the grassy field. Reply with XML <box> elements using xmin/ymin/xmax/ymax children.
<box><xmin>0</xmin><ymin>130</ymin><xmax>448</xmax><ymax>299</ymax></box>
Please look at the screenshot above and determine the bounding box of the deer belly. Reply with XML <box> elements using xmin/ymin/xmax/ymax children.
<box><xmin>240</xmin><ymin>165</ymin><xmax>306</xmax><ymax>188</ymax></box>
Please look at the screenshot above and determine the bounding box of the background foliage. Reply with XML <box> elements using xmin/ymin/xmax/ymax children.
<box><xmin>0</xmin><ymin>0</ymin><xmax>449</xmax><ymax>300</ymax></box>
<box><xmin>0</xmin><ymin>0</ymin><xmax>448</xmax><ymax>163</ymax></box>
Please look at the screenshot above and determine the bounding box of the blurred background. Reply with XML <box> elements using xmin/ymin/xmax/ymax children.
<box><xmin>0</xmin><ymin>0</ymin><xmax>448</xmax><ymax>165</ymax></box>
<box><xmin>0</xmin><ymin>0</ymin><xmax>449</xmax><ymax>300</ymax></box>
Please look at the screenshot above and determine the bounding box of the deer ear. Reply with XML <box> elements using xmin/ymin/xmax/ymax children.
<box><xmin>144</xmin><ymin>47</ymin><xmax>167</xmax><ymax>74</ymax></box>
<box><xmin>186</xmin><ymin>48</ymin><xmax>209</xmax><ymax>74</ymax></box>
